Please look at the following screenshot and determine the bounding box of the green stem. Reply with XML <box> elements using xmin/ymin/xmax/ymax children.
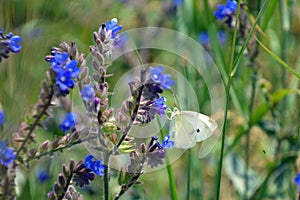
<box><xmin>244</xmin><ymin>72</ymin><xmax>257</xmax><ymax>199</ymax></box>
<box><xmin>186</xmin><ymin>149</ymin><xmax>191</xmax><ymax>200</ymax></box>
<box><xmin>103</xmin><ymin>153</ymin><xmax>110</xmax><ymax>200</ymax></box>
<box><xmin>216</xmin><ymin>2</ymin><xmax>241</xmax><ymax>200</ymax></box>
<box><xmin>255</xmin><ymin>37</ymin><xmax>300</xmax><ymax>80</ymax></box>
<box><xmin>156</xmin><ymin>117</ymin><xmax>178</xmax><ymax>200</ymax></box>
<box><xmin>29</xmin><ymin>137</ymin><xmax>88</xmax><ymax>161</ymax></box>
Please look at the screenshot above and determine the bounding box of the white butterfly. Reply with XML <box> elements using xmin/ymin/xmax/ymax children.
<box><xmin>169</xmin><ymin>108</ymin><xmax>218</xmax><ymax>149</ymax></box>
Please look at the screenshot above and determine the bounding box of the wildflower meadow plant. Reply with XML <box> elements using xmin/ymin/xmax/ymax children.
<box><xmin>0</xmin><ymin>19</ymin><xmax>178</xmax><ymax>199</ymax></box>
<box><xmin>0</xmin><ymin>29</ymin><xmax>22</xmax><ymax>61</ymax></box>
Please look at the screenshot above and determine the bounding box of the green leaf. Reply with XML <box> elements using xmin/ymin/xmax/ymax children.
<box><xmin>224</xmin><ymin>152</ymin><xmax>263</xmax><ymax>198</ymax></box>
<box><xmin>261</xmin><ymin>0</ymin><xmax>278</xmax><ymax>30</ymax></box>
<box><xmin>226</xmin><ymin>89</ymin><xmax>298</xmax><ymax>156</ymax></box>
<box><xmin>118</xmin><ymin>168</ymin><xmax>131</xmax><ymax>186</ymax></box>
<box><xmin>252</xmin><ymin>155</ymin><xmax>297</xmax><ymax>199</ymax></box>
<box><xmin>17</xmin><ymin>178</ymin><xmax>32</xmax><ymax>200</ymax></box>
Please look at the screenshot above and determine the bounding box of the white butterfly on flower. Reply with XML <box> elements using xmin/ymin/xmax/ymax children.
<box><xmin>169</xmin><ymin>108</ymin><xmax>218</xmax><ymax>149</ymax></box>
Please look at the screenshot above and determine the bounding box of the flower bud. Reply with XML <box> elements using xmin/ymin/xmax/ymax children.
<box><xmin>62</xmin><ymin>164</ymin><xmax>70</xmax><ymax>177</ymax></box>
<box><xmin>39</xmin><ymin>140</ymin><xmax>50</xmax><ymax>152</ymax></box>
<box><xmin>69</xmin><ymin>160</ymin><xmax>75</xmax><ymax>172</ymax></box>
<box><xmin>52</xmin><ymin>182</ymin><xmax>63</xmax><ymax>196</ymax></box>
<box><xmin>58</xmin><ymin>173</ymin><xmax>66</xmax><ymax>188</ymax></box>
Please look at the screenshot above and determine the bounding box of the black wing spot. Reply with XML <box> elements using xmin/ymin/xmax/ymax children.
<box><xmin>196</xmin><ymin>128</ymin><xmax>201</xmax><ymax>133</ymax></box>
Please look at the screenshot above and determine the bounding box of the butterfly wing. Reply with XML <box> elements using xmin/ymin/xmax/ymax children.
<box><xmin>169</xmin><ymin>113</ymin><xmax>197</xmax><ymax>149</ymax></box>
<box><xmin>181</xmin><ymin>111</ymin><xmax>218</xmax><ymax>142</ymax></box>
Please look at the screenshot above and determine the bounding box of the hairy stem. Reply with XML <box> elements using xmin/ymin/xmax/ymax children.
<box><xmin>28</xmin><ymin>135</ymin><xmax>96</xmax><ymax>161</ymax></box>
<box><xmin>114</xmin><ymin>84</ymin><xmax>144</xmax><ymax>151</ymax></box>
<box><xmin>14</xmin><ymin>89</ymin><xmax>54</xmax><ymax>166</ymax></box>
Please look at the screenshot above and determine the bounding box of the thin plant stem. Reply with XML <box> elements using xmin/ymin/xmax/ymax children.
<box><xmin>216</xmin><ymin>1</ymin><xmax>241</xmax><ymax>199</ymax></box>
<box><xmin>156</xmin><ymin>117</ymin><xmax>178</xmax><ymax>200</ymax></box>
<box><xmin>254</xmin><ymin>36</ymin><xmax>300</xmax><ymax>79</ymax></box>
<box><xmin>275</xmin><ymin>1</ymin><xmax>289</xmax><ymax>197</ymax></box>
<box><xmin>186</xmin><ymin>149</ymin><xmax>191</xmax><ymax>200</ymax></box>
<box><xmin>103</xmin><ymin>152</ymin><xmax>110</xmax><ymax>200</ymax></box>
<box><xmin>28</xmin><ymin>135</ymin><xmax>96</xmax><ymax>161</ymax></box>
<box><xmin>244</xmin><ymin>72</ymin><xmax>257</xmax><ymax>199</ymax></box>
<box><xmin>113</xmin><ymin>44</ymin><xmax>145</xmax><ymax>152</ymax></box>
<box><xmin>114</xmin><ymin>84</ymin><xmax>144</xmax><ymax>151</ymax></box>
<box><xmin>232</xmin><ymin>1</ymin><xmax>268</xmax><ymax>75</ymax></box>
<box><xmin>14</xmin><ymin>89</ymin><xmax>54</xmax><ymax>166</ymax></box>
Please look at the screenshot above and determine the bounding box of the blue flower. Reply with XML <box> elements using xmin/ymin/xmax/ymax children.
<box><xmin>226</xmin><ymin>0</ymin><xmax>238</xmax><ymax>12</ymax></box>
<box><xmin>8</xmin><ymin>35</ymin><xmax>22</xmax><ymax>53</ymax></box>
<box><xmin>50</xmin><ymin>52</ymin><xmax>80</xmax><ymax>93</ymax></box>
<box><xmin>56</xmin><ymin>69</ymin><xmax>75</xmax><ymax>92</ymax></box>
<box><xmin>214</xmin><ymin>0</ymin><xmax>237</xmax><ymax>21</ymax></box>
<box><xmin>198</xmin><ymin>32</ymin><xmax>210</xmax><ymax>46</ymax></box>
<box><xmin>81</xmin><ymin>84</ymin><xmax>95</xmax><ymax>102</ymax></box>
<box><xmin>59</xmin><ymin>113</ymin><xmax>77</xmax><ymax>132</ymax></box>
<box><xmin>65</xmin><ymin>60</ymin><xmax>80</xmax><ymax>78</ymax></box>
<box><xmin>161</xmin><ymin>134</ymin><xmax>174</xmax><ymax>149</ymax></box>
<box><xmin>174</xmin><ymin>0</ymin><xmax>183</xmax><ymax>7</ymax></box>
<box><xmin>150</xmin><ymin>66</ymin><xmax>164</xmax><ymax>84</ymax></box>
<box><xmin>295</xmin><ymin>173</ymin><xmax>300</xmax><ymax>186</ymax></box>
<box><xmin>0</xmin><ymin>141</ymin><xmax>15</xmax><ymax>167</ymax></box>
<box><xmin>149</xmin><ymin>66</ymin><xmax>175</xmax><ymax>90</ymax></box>
<box><xmin>0</xmin><ymin>30</ymin><xmax>22</xmax><ymax>61</ymax></box>
<box><xmin>105</xmin><ymin>18</ymin><xmax>122</xmax><ymax>39</ymax></box>
<box><xmin>50</xmin><ymin>52</ymin><xmax>68</xmax><ymax>73</ymax></box>
<box><xmin>149</xmin><ymin>97</ymin><xmax>168</xmax><ymax>116</ymax></box>
<box><xmin>84</xmin><ymin>155</ymin><xmax>106</xmax><ymax>176</ymax></box>
<box><xmin>198</xmin><ymin>31</ymin><xmax>227</xmax><ymax>47</ymax></box>
<box><xmin>0</xmin><ymin>111</ymin><xmax>5</xmax><ymax>125</ymax></box>
<box><xmin>35</xmin><ymin>168</ymin><xmax>51</xmax><ymax>183</ymax></box>
<box><xmin>217</xmin><ymin>31</ymin><xmax>227</xmax><ymax>45</ymax></box>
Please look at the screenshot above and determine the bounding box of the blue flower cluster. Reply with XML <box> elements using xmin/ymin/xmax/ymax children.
<box><xmin>150</xmin><ymin>66</ymin><xmax>175</xmax><ymax>90</ymax></box>
<box><xmin>50</xmin><ymin>52</ymin><xmax>80</xmax><ymax>94</ymax></box>
<box><xmin>147</xmin><ymin>135</ymin><xmax>174</xmax><ymax>167</ymax></box>
<box><xmin>59</xmin><ymin>112</ymin><xmax>77</xmax><ymax>132</ymax></box>
<box><xmin>0</xmin><ymin>29</ymin><xmax>22</xmax><ymax>61</ymax></box>
<box><xmin>214</xmin><ymin>0</ymin><xmax>237</xmax><ymax>21</ymax></box>
<box><xmin>84</xmin><ymin>155</ymin><xmax>106</xmax><ymax>176</ymax></box>
<box><xmin>149</xmin><ymin>97</ymin><xmax>168</xmax><ymax>117</ymax></box>
<box><xmin>0</xmin><ymin>141</ymin><xmax>15</xmax><ymax>167</ymax></box>
<box><xmin>105</xmin><ymin>18</ymin><xmax>122</xmax><ymax>40</ymax></box>
<box><xmin>135</xmin><ymin>66</ymin><xmax>174</xmax><ymax>124</ymax></box>
<box><xmin>149</xmin><ymin>135</ymin><xmax>174</xmax><ymax>151</ymax></box>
